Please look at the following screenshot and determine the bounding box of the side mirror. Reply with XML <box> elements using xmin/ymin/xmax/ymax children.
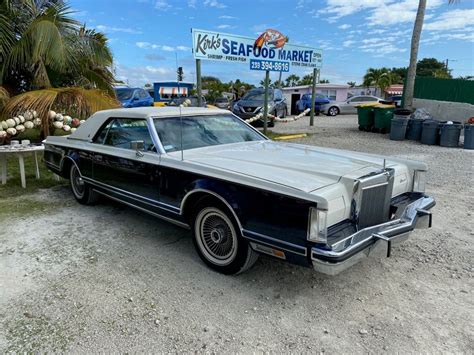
<box><xmin>130</xmin><ymin>140</ymin><xmax>145</xmax><ymax>157</ymax></box>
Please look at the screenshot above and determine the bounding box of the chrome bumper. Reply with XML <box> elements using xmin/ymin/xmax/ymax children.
<box><xmin>311</xmin><ymin>195</ymin><xmax>435</xmax><ymax>275</ymax></box>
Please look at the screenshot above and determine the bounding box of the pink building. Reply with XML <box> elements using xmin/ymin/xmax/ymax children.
<box><xmin>281</xmin><ymin>84</ymin><xmax>350</xmax><ymax>115</ymax></box>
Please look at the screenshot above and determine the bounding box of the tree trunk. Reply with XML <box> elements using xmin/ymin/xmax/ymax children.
<box><xmin>404</xmin><ymin>0</ymin><xmax>426</xmax><ymax>110</ymax></box>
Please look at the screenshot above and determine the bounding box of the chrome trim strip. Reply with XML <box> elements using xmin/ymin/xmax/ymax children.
<box><xmin>242</xmin><ymin>229</ymin><xmax>307</xmax><ymax>256</ymax></box>
<box><xmin>93</xmin><ymin>189</ymin><xmax>190</xmax><ymax>229</ymax></box>
<box><xmin>82</xmin><ymin>176</ymin><xmax>180</xmax><ymax>214</ymax></box>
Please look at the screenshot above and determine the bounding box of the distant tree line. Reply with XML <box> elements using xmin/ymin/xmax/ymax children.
<box><xmin>360</xmin><ymin>58</ymin><xmax>455</xmax><ymax>93</ymax></box>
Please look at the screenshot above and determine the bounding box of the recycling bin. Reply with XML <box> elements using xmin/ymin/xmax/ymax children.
<box><xmin>357</xmin><ymin>105</ymin><xmax>375</xmax><ymax>131</ymax></box>
<box><xmin>421</xmin><ymin>120</ymin><xmax>440</xmax><ymax>145</ymax></box>
<box><xmin>390</xmin><ymin>118</ymin><xmax>408</xmax><ymax>141</ymax></box>
<box><xmin>406</xmin><ymin>119</ymin><xmax>425</xmax><ymax>141</ymax></box>
<box><xmin>464</xmin><ymin>124</ymin><xmax>474</xmax><ymax>150</ymax></box>
<box><xmin>373</xmin><ymin>105</ymin><xmax>395</xmax><ymax>133</ymax></box>
<box><xmin>439</xmin><ymin>121</ymin><xmax>462</xmax><ymax>148</ymax></box>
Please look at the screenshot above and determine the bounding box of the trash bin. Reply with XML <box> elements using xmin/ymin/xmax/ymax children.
<box><xmin>373</xmin><ymin>105</ymin><xmax>395</xmax><ymax>133</ymax></box>
<box><xmin>464</xmin><ymin>124</ymin><xmax>474</xmax><ymax>150</ymax></box>
<box><xmin>421</xmin><ymin>120</ymin><xmax>440</xmax><ymax>145</ymax></box>
<box><xmin>393</xmin><ymin>109</ymin><xmax>412</xmax><ymax>120</ymax></box>
<box><xmin>357</xmin><ymin>105</ymin><xmax>376</xmax><ymax>131</ymax></box>
<box><xmin>390</xmin><ymin>118</ymin><xmax>408</xmax><ymax>141</ymax></box>
<box><xmin>406</xmin><ymin>119</ymin><xmax>425</xmax><ymax>141</ymax></box>
<box><xmin>439</xmin><ymin>121</ymin><xmax>462</xmax><ymax>148</ymax></box>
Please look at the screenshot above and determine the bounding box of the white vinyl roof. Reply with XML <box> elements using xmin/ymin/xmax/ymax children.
<box><xmin>69</xmin><ymin>107</ymin><xmax>228</xmax><ymax>142</ymax></box>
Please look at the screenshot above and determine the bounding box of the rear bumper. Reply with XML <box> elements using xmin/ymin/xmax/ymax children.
<box><xmin>311</xmin><ymin>195</ymin><xmax>435</xmax><ymax>275</ymax></box>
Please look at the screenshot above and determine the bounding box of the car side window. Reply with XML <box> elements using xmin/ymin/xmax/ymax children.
<box><xmin>274</xmin><ymin>90</ymin><xmax>282</xmax><ymax>100</ymax></box>
<box><xmin>366</xmin><ymin>97</ymin><xmax>378</xmax><ymax>101</ymax></box>
<box><xmin>95</xmin><ymin>118</ymin><xmax>155</xmax><ymax>151</ymax></box>
<box><xmin>139</xmin><ymin>90</ymin><xmax>147</xmax><ymax>99</ymax></box>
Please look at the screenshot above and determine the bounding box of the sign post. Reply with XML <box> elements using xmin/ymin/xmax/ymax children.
<box><xmin>310</xmin><ymin>67</ymin><xmax>317</xmax><ymax>126</ymax></box>
<box><xmin>196</xmin><ymin>59</ymin><xmax>202</xmax><ymax>107</ymax></box>
<box><xmin>263</xmin><ymin>70</ymin><xmax>270</xmax><ymax>135</ymax></box>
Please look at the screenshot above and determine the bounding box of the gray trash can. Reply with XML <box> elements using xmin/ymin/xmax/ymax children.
<box><xmin>464</xmin><ymin>124</ymin><xmax>474</xmax><ymax>150</ymax></box>
<box><xmin>393</xmin><ymin>109</ymin><xmax>412</xmax><ymax>120</ymax></box>
<box><xmin>439</xmin><ymin>121</ymin><xmax>462</xmax><ymax>148</ymax></box>
<box><xmin>406</xmin><ymin>119</ymin><xmax>425</xmax><ymax>141</ymax></box>
<box><xmin>421</xmin><ymin>120</ymin><xmax>440</xmax><ymax>145</ymax></box>
<box><xmin>390</xmin><ymin>118</ymin><xmax>408</xmax><ymax>141</ymax></box>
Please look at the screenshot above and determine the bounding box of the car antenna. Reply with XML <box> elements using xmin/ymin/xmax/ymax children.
<box><xmin>176</xmin><ymin>52</ymin><xmax>184</xmax><ymax>161</ymax></box>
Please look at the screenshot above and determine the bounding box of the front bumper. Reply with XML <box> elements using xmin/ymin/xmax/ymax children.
<box><xmin>311</xmin><ymin>194</ymin><xmax>435</xmax><ymax>275</ymax></box>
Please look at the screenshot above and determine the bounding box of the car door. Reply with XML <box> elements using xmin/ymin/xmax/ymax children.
<box><xmin>342</xmin><ymin>96</ymin><xmax>361</xmax><ymax>114</ymax></box>
<box><xmin>91</xmin><ymin>118</ymin><xmax>162</xmax><ymax>203</ymax></box>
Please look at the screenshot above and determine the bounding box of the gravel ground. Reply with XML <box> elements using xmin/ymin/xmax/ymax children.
<box><xmin>1</xmin><ymin>114</ymin><xmax>473</xmax><ymax>353</ymax></box>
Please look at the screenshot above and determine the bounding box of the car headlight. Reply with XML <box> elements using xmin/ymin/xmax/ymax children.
<box><xmin>308</xmin><ymin>207</ymin><xmax>328</xmax><ymax>244</ymax></box>
<box><xmin>413</xmin><ymin>170</ymin><xmax>427</xmax><ymax>193</ymax></box>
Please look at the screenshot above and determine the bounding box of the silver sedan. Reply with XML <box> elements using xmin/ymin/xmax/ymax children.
<box><xmin>322</xmin><ymin>95</ymin><xmax>383</xmax><ymax>116</ymax></box>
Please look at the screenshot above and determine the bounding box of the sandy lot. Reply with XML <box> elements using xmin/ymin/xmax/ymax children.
<box><xmin>1</xmin><ymin>115</ymin><xmax>473</xmax><ymax>353</ymax></box>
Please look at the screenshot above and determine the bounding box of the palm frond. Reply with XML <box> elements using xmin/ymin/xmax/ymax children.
<box><xmin>3</xmin><ymin>87</ymin><xmax>120</xmax><ymax>136</ymax></box>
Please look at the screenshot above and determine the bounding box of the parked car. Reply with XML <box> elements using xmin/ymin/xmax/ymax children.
<box><xmin>296</xmin><ymin>93</ymin><xmax>330</xmax><ymax>115</ymax></box>
<box><xmin>232</xmin><ymin>88</ymin><xmax>287</xmax><ymax>127</ymax></box>
<box><xmin>44</xmin><ymin>107</ymin><xmax>435</xmax><ymax>275</ymax></box>
<box><xmin>214</xmin><ymin>97</ymin><xmax>231</xmax><ymax>110</ymax></box>
<box><xmin>115</xmin><ymin>88</ymin><xmax>154</xmax><ymax>108</ymax></box>
<box><xmin>387</xmin><ymin>95</ymin><xmax>403</xmax><ymax>108</ymax></box>
<box><xmin>168</xmin><ymin>95</ymin><xmax>207</xmax><ymax>107</ymax></box>
<box><xmin>322</xmin><ymin>95</ymin><xmax>384</xmax><ymax>116</ymax></box>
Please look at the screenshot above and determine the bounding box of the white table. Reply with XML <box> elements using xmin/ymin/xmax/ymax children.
<box><xmin>0</xmin><ymin>144</ymin><xmax>45</xmax><ymax>188</ymax></box>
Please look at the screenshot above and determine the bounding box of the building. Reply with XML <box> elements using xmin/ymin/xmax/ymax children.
<box><xmin>151</xmin><ymin>81</ymin><xmax>194</xmax><ymax>106</ymax></box>
<box><xmin>348</xmin><ymin>86</ymin><xmax>382</xmax><ymax>98</ymax></box>
<box><xmin>281</xmin><ymin>84</ymin><xmax>350</xmax><ymax>115</ymax></box>
<box><xmin>384</xmin><ymin>84</ymin><xmax>404</xmax><ymax>98</ymax></box>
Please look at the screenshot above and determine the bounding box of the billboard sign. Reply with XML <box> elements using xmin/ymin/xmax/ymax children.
<box><xmin>192</xmin><ymin>28</ymin><xmax>322</xmax><ymax>72</ymax></box>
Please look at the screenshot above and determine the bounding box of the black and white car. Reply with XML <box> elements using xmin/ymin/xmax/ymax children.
<box><xmin>44</xmin><ymin>107</ymin><xmax>435</xmax><ymax>275</ymax></box>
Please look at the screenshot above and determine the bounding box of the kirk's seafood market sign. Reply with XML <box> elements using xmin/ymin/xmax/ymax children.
<box><xmin>192</xmin><ymin>29</ymin><xmax>322</xmax><ymax>72</ymax></box>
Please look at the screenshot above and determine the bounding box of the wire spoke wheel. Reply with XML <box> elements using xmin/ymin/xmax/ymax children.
<box><xmin>195</xmin><ymin>207</ymin><xmax>238</xmax><ymax>266</ymax></box>
<box><xmin>70</xmin><ymin>165</ymin><xmax>85</xmax><ymax>198</ymax></box>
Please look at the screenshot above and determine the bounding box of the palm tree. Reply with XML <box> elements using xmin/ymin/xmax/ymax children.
<box><xmin>1</xmin><ymin>0</ymin><xmax>115</xmax><ymax>95</ymax></box>
<box><xmin>284</xmin><ymin>74</ymin><xmax>300</xmax><ymax>87</ymax></box>
<box><xmin>363</xmin><ymin>68</ymin><xmax>392</xmax><ymax>94</ymax></box>
<box><xmin>0</xmin><ymin>0</ymin><xmax>119</xmax><ymax>136</ymax></box>
<box><xmin>404</xmin><ymin>0</ymin><xmax>458</xmax><ymax>110</ymax></box>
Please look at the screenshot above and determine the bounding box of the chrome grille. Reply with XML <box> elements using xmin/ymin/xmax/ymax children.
<box><xmin>358</xmin><ymin>183</ymin><xmax>390</xmax><ymax>228</ymax></box>
<box><xmin>353</xmin><ymin>170</ymin><xmax>394</xmax><ymax>229</ymax></box>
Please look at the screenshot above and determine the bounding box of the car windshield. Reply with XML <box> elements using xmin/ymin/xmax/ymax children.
<box><xmin>116</xmin><ymin>89</ymin><xmax>134</xmax><ymax>100</ymax></box>
<box><xmin>242</xmin><ymin>91</ymin><xmax>272</xmax><ymax>101</ymax></box>
<box><xmin>215</xmin><ymin>98</ymin><xmax>228</xmax><ymax>103</ymax></box>
<box><xmin>154</xmin><ymin>114</ymin><xmax>264</xmax><ymax>152</ymax></box>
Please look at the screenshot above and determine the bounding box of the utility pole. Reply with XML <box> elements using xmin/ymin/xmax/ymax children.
<box><xmin>309</xmin><ymin>67</ymin><xmax>317</xmax><ymax>126</ymax></box>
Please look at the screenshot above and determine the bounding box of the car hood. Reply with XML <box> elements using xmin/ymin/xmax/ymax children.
<box><xmin>179</xmin><ymin>141</ymin><xmax>389</xmax><ymax>193</ymax></box>
<box><xmin>237</xmin><ymin>99</ymin><xmax>273</xmax><ymax>107</ymax></box>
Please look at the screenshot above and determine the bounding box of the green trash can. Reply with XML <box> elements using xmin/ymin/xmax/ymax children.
<box><xmin>373</xmin><ymin>105</ymin><xmax>395</xmax><ymax>133</ymax></box>
<box><xmin>357</xmin><ymin>105</ymin><xmax>376</xmax><ymax>131</ymax></box>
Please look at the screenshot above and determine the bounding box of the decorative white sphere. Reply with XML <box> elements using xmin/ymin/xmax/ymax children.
<box><xmin>55</xmin><ymin>113</ymin><xmax>64</xmax><ymax>122</ymax></box>
<box><xmin>0</xmin><ymin>131</ymin><xmax>6</xmax><ymax>138</ymax></box>
<box><xmin>19</xmin><ymin>115</ymin><xmax>25</xmax><ymax>123</ymax></box>
<box><xmin>33</xmin><ymin>118</ymin><xmax>42</xmax><ymax>127</ymax></box>
<box><xmin>24</xmin><ymin>121</ymin><xmax>34</xmax><ymax>129</ymax></box>
<box><xmin>6</xmin><ymin>127</ymin><xmax>17</xmax><ymax>136</ymax></box>
<box><xmin>1</xmin><ymin>121</ymin><xmax>8</xmax><ymax>129</ymax></box>
<box><xmin>63</xmin><ymin>124</ymin><xmax>71</xmax><ymax>132</ymax></box>
<box><xmin>79</xmin><ymin>119</ymin><xmax>86</xmax><ymax>125</ymax></box>
<box><xmin>6</xmin><ymin>119</ymin><xmax>16</xmax><ymax>128</ymax></box>
<box><xmin>49</xmin><ymin>110</ymin><xmax>56</xmax><ymax>120</ymax></box>
<box><xmin>13</xmin><ymin>117</ymin><xmax>20</xmax><ymax>125</ymax></box>
<box><xmin>70</xmin><ymin>127</ymin><xmax>77</xmax><ymax>133</ymax></box>
<box><xmin>23</xmin><ymin>112</ymin><xmax>31</xmax><ymax>120</ymax></box>
<box><xmin>15</xmin><ymin>124</ymin><xmax>25</xmax><ymax>132</ymax></box>
<box><xmin>53</xmin><ymin>121</ymin><xmax>64</xmax><ymax>129</ymax></box>
<box><xmin>32</xmin><ymin>110</ymin><xmax>38</xmax><ymax>118</ymax></box>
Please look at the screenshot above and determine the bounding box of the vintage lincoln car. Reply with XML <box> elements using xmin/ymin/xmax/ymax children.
<box><xmin>44</xmin><ymin>107</ymin><xmax>435</xmax><ymax>275</ymax></box>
